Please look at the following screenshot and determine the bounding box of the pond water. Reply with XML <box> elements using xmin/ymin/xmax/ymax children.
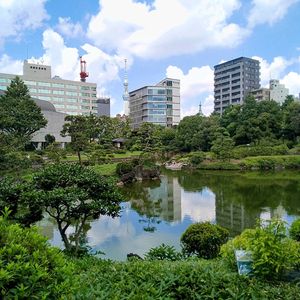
<box><xmin>40</xmin><ymin>169</ymin><xmax>300</xmax><ymax>261</ymax></box>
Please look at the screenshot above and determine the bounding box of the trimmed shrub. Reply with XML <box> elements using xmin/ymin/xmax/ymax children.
<box><xmin>0</xmin><ymin>212</ymin><xmax>74</xmax><ymax>298</ymax></box>
<box><xmin>145</xmin><ymin>243</ymin><xmax>182</xmax><ymax>261</ymax></box>
<box><xmin>116</xmin><ymin>161</ymin><xmax>134</xmax><ymax>176</ymax></box>
<box><xmin>187</xmin><ymin>151</ymin><xmax>205</xmax><ymax>165</ymax></box>
<box><xmin>181</xmin><ymin>222</ymin><xmax>229</xmax><ymax>259</ymax></box>
<box><xmin>290</xmin><ymin>218</ymin><xmax>300</xmax><ymax>241</ymax></box>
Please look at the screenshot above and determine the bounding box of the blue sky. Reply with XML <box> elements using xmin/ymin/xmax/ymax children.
<box><xmin>1</xmin><ymin>0</ymin><xmax>300</xmax><ymax>117</ymax></box>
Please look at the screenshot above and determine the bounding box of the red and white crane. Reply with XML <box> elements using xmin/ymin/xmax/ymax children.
<box><xmin>79</xmin><ymin>56</ymin><xmax>89</xmax><ymax>82</ymax></box>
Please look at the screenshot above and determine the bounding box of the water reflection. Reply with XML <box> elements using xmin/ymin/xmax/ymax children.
<box><xmin>43</xmin><ymin>170</ymin><xmax>300</xmax><ymax>260</ymax></box>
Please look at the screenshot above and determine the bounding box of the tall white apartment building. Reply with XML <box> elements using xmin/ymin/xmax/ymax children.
<box><xmin>269</xmin><ymin>79</ymin><xmax>289</xmax><ymax>104</ymax></box>
<box><xmin>0</xmin><ymin>60</ymin><xmax>98</xmax><ymax>116</ymax></box>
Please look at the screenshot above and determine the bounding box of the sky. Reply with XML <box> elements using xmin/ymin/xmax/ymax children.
<box><xmin>1</xmin><ymin>0</ymin><xmax>300</xmax><ymax>117</ymax></box>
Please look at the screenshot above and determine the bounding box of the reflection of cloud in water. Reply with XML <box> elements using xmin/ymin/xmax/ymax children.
<box><xmin>87</xmin><ymin>214</ymin><xmax>180</xmax><ymax>260</ymax></box>
<box><xmin>181</xmin><ymin>188</ymin><xmax>216</xmax><ymax>222</ymax></box>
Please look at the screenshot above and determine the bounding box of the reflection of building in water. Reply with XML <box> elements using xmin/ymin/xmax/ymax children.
<box><xmin>215</xmin><ymin>193</ymin><xmax>260</xmax><ymax>237</ymax></box>
<box><xmin>148</xmin><ymin>176</ymin><xmax>182</xmax><ymax>222</ymax></box>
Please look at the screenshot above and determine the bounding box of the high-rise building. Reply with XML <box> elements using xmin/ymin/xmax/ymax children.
<box><xmin>214</xmin><ymin>57</ymin><xmax>260</xmax><ymax>114</ymax></box>
<box><xmin>129</xmin><ymin>78</ymin><xmax>180</xmax><ymax>129</ymax></box>
<box><xmin>0</xmin><ymin>60</ymin><xmax>98</xmax><ymax>116</ymax></box>
<box><xmin>96</xmin><ymin>97</ymin><xmax>110</xmax><ymax>116</ymax></box>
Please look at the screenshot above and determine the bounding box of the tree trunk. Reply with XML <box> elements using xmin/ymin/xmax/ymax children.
<box><xmin>77</xmin><ymin>151</ymin><xmax>82</xmax><ymax>165</ymax></box>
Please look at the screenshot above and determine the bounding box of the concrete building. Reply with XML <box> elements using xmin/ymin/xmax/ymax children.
<box><xmin>129</xmin><ymin>78</ymin><xmax>180</xmax><ymax>129</ymax></box>
<box><xmin>96</xmin><ymin>97</ymin><xmax>110</xmax><ymax>116</ymax></box>
<box><xmin>0</xmin><ymin>60</ymin><xmax>98</xmax><ymax>116</ymax></box>
<box><xmin>249</xmin><ymin>87</ymin><xmax>270</xmax><ymax>101</ymax></box>
<box><xmin>214</xmin><ymin>57</ymin><xmax>260</xmax><ymax>114</ymax></box>
<box><xmin>31</xmin><ymin>99</ymin><xmax>71</xmax><ymax>149</ymax></box>
<box><xmin>270</xmin><ymin>79</ymin><xmax>289</xmax><ymax>104</ymax></box>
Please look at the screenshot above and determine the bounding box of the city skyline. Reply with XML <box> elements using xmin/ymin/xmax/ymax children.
<box><xmin>1</xmin><ymin>0</ymin><xmax>300</xmax><ymax>117</ymax></box>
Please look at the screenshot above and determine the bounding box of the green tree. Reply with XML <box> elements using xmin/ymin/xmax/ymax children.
<box><xmin>33</xmin><ymin>163</ymin><xmax>122</xmax><ymax>255</ymax></box>
<box><xmin>211</xmin><ymin>128</ymin><xmax>234</xmax><ymax>160</ymax></box>
<box><xmin>0</xmin><ymin>76</ymin><xmax>47</xmax><ymax>148</ymax></box>
<box><xmin>282</xmin><ymin>100</ymin><xmax>300</xmax><ymax>142</ymax></box>
<box><xmin>61</xmin><ymin>115</ymin><xmax>89</xmax><ymax>164</ymax></box>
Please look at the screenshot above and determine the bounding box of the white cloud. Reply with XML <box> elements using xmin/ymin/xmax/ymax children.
<box><xmin>202</xmin><ymin>94</ymin><xmax>214</xmax><ymax>116</ymax></box>
<box><xmin>0</xmin><ymin>54</ymin><xmax>22</xmax><ymax>74</ymax></box>
<box><xmin>87</xmin><ymin>0</ymin><xmax>249</xmax><ymax>59</ymax></box>
<box><xmin>166</xmin><ymin>64</ymin><xmax>214</xmax><ymax>117</ymax></box>
<box><xmin>248</xmin><ymin>0</ymin><xmax>299</xmax><ymax>28</ymax></box>
<box><xmin>281</xmin><ymin>72</ymin><xmax>300</xmax><ymax>95</ymax></box>
<box><xmin>56</xmin><ymin>17</ymin><xmax>84</xmax><ymax>39</ymax></box>
<box><xmin>0</xmin><ymin>0</ymin><xmax>48</xmax><ymax>46</ymax></box>
<box><xmin>252</xmin><ymin>55</ymin><xmax>293</xmax><ymax>86</ymax></box>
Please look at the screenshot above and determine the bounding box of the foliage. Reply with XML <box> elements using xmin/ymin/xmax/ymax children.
<box><xmin>116</xmin><ymin>161</ymin><xmax>135</xmax><ymax>176</ymax></box>
<box><xmin>44</xmin><ymin>134</ymin><xmax>55</xmax><ymax>145</ymax></box>
<box><xmin>290</xmin><ymin>218</ymin><xmax>300</xmax><ymax>241</ymax></box>
<box><xmin>91</xmin><ymin>163</ymin><xmax>118</xmax><ymax>176</ymax></box>
<box><xmin>45</xmin><ymin>142</ymin><xmax>66</xmax><ymax>163</ymax></box>
<box><xmin>72</xmin><ymin>257</ymin><xmax>300</xmax><ymax>299</ymax></box>
<box><xmin>186</xmin><ymin>151</ymin><xmax>205</xmax><ymax>165</ymax></box>
<box><xmin>181</xmin><ymin>222</ymin><xmax>229</xmax><ymax>259</ymax></box>
<box><xmin>144</xmin><ymin>243</ymin><xmax>183</xmax><ymax>261</ymax></box>
<box><xmin>211</xmin><ymin>128</ymin><xmax>234</xmax><ymax>160</ymax></box>
<box><xmin>0</xmin><ymin>178</ymin><xmax>43</xmax><ymax>226</ymax></box>
<box><xmin>0</xmin><ymin>212</ymin><xmax>74</xmax><ymax>299</ymax></box>
<box><xmin>0</xmin><ymin>76</ymin><xmax>47</xmax><ymax>149</ymax></box>
<box><xmin>32</xmin><ymin>163</ymin><xmax>123</xmax><ymax>255</ymax></box>
<box><xmin>221</xmin><ymin>219</ymin><xmax>300</xmax><ymax>280</ymax></box>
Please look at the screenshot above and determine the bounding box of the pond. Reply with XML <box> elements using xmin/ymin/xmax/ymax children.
<box><xmin>40</xmin><ymin>169</ymin><xmax>300</xmax><ymax>260</ymax></box>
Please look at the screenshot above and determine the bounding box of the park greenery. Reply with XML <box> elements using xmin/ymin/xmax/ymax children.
<box><xmin>0</xmin><ymin>77</ymin><xmax>300</xmax><ymax>297</ymax></box>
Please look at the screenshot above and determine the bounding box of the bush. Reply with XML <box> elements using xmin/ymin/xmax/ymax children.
<box><xmin>221</xmin><ymin>219</ymin><xmax>300</xmax><ymax>280</ymax></box>
<box><xmin>0</xmin><ymin>212</ymin><xmax>74</xmax><ymax>298</ymax></box>
<box><xmin>144</xmin><ymin>243</ymin><xmax>182</xmax><ymax>261</ymax></box>
<box><xmin>116</xmin><ymin>161</ymin><xmax>135</xmax><ymax>176</ymax></box>
<box><xmin>187</xmin><ymin>151</ymin><xmax>205</xmax><ymax>165</ymax></box>
<box><xmin>290</xmin><ymin>218</ymin><xmax>300</xmax><ymax>241</ymax></box>
<box><xmin>181</xmin><ymin>222</ymin><xmax>229</xmax><ymax>259</ymax></box>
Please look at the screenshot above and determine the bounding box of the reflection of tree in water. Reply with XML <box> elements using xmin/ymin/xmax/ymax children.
<box><xmin>122</xmin><ymin>179</ymin><xmax>163</xmax><ymax>232</ymax></box>
<box><xmin>175</xmin><ymin>169</ymin><xmax>300</xmax><ymax>236</ymax></box>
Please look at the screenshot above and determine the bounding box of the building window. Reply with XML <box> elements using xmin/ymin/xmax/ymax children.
<box><xmin>53</xmin><ymin>90</ymin><xmax>65</xmax><ymax>95</ymax></box>
<box><xmin>167</xmin><ymin>89</ymin><xmax>172</xmax><ymax>95</ymax></box>
<box><xmin>81</xmin><ymin>105</ymin><xmax>90</xmax><ymax>110</ymax></box>
<box><xmin>166</xmin><ymin>81</ymin><xmax>173</xmax><ymax>86</ymax></box>
<box><xmin>38</xmin><ymin>89</ymin><xmax>51</xmax><ymax>94</ymax></box>
<box><xmin>53</xmin><ymin>97</ymin><xmax>64</xmax><ymax>102</ymax></box>
<box><xmin>66</xmin><ymin>98</ymin><xmax>77</xmax><ymax>103</ymax></box>
<box><xmin>29</xmin><ymin>88</ymin><xmax>37</xmax><ymax>93</ymax></box>
<box><xmin>66</xmin><ymin>105</ymin><xmax>78</xmax><ymax>109</ymax></box>
<box><xmin>54</xmin><ymin>104</ymin><xmax>65</xmax><ymax>109</ymax></box>
<box><xmin>0</xmin><ymin>85</ymin><xmax>7</xmax><ymax>90</ymax></box>
<box><xmin>38</xmin><ymin>82</ymin><xmax>51</xmax><ymax>87</ymax></box>
<box><xmin>66</xmin><ymin>91</ymin><xmax>78</xmax><ymax>96</ymax></box>
<box><xmin>81</xmin><ymin>92</ymin><xmax>90</xmax><ymax>97</ymax></box>
<box><xmin>81</xmin><ymin>99</ymin><xmax>90</xmax><ymax>104</ymax></box>
<box><xmin>24</xmin><ymin>80</ymin><xmax>36</xmax><ymax>86</ymax></box>
<box><xmin>81</xmin><ymin>86</ymin><xmax>90</xmax><ymax>90</ymax></box>
<box><xmin>52</xmin><ymin>83</ymin><xmax>64</xmax><ymax>88</ymax></box>
<box><xmin>66</xmin><ymin>84</ymin><xmax>77</xmax><ymax>89</ymax></box>
<box><xmin>38</xmin><ymin>96</ymin><xmax>51</xmax><ymax>101</ymax></box>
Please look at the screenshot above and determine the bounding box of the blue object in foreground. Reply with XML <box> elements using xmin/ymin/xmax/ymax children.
<box><xmin>235</xmin><ymin>250</ymin><xmax>253</xmax><ymax>275</ymax></box>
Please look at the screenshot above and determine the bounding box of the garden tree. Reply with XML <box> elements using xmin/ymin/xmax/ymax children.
<box><xmin>0</xmin><ymin>76</ymin><xmax>47</xmax><ymax>148</ymax></box>
<box><xmin>211</xmin><ymin>128</ymin><xmax>234</xmax><ymax>160</ymax></box>
<box><xmin>111</xmin><ymin>116</ymin><xmax>132</xmax><ymax>140</ymax></box>
<box><xmin>176</xmin><ymin>115</ymin><xmax>220</xmax><ymax>151</ymax></box>
<box><xmin>45</xmin><ymin>142</ymin><xmax>65</xmax><ymax>163</ymax></box>
<box><xmin>282</xmin><ymin>100</ymin><xmax>300</xmax><ymax>142</ymax></box>
<box><xmin>33</xmin><ymin>163</ymin><xmax>122</xmax><ymax>255</ymax></box>
<box><xmin>61</xmin><ymin>115</ymin><xmax>89</xmax><ymax>164</ymax></box>
<box><xmin>44</xmin><ymin>133</ymin><xmax>55</xmax><ymax>146</ymax></box>
<box><xmin>131</xmin><ymin>122</ymin><xmax>163</xmax><ymax>151</ymax></box>
<box><xmin>160</xmin><ymin>127</ymin><xmax>177</xmax><ymax>151</ymax></box>
<box><xmin>0</xmin><ymin>177</ymin><xmax>43</xmax><ymax>226</ymax></box>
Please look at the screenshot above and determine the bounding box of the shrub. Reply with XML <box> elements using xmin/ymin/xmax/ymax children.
<box><xmin>116</xmin><ymin>161</ymin><xmax>134</xmax><ymax>176</ymax></box>
<box><xmin>188</xmin><ymin>151</ymin><xmax>205</xmax><ymax>165</ymax></box>
<box><xmin>144</xmin><ymin>243</ymin><xmax>182</xmax><ymax>261</ymax></box>
<box><xmin>221</xmin><ymin>219</ymin><xmax>300</xmax><ymax>280</ymax></box>
<box><xmin>0</xmin><ymin>211</ymin><xmax>74</xmax><ymax>298</ymax></box>
<box><xmin>181</xmin><ymin>222</ymin><xmax>229</xmax><ymax>259</ymax></box>
<box><xmin>290</xmin><ymin>218</ymin><xmax>300</xmax><ymax>241</ymax></box>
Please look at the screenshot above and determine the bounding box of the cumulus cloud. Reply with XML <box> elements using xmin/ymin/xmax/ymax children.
<box><xmin>0</xmin><ymin>54</ymin><xmax>23</xmax><ymax>74</ymax></box>
<box><xmin>202</xmin><ymin>95</ymin><xmax>215</xmax><ymax>116</ymax></box>
<box><xmin>87</xmin><ymin>0</ymin><xmax>249</xmax><ymax>59</ymax></box>
<box><xmin>252</xmin><ymin>55</ymin><xmax>293</xmax><ymax>86</ymax></box>
<box><xmin>56</xmin><ymin>17</ymin><xmax>84</xmax><ymax>39</ymax></box>
<box><xmin>248</xmin><ymin>0</ymin><xmax>299</xmax><ymax>28</ymax></box>
<box><xmin>166</xmin><ymin>64</ymin><xmax>214</xmax><ymax>117</ymax></box>
<box><xmin>281</xmin><ymin>72</ymin><xmax>300</xmax><ymax>96</ymax></box>
<box><xmin>0</xmin><ymin>0</ymin><xmax>48</xmax><ymax>46</ymax></box>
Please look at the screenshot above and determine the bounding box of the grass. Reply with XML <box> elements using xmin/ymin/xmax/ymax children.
<box><xmin>91</xmin><ymin>163</ymin><xmax>118</xmax><ymax>176</ymax></box>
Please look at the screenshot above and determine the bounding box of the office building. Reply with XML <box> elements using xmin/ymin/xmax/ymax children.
<box><xmin>0</xmin><ymin>60</ymin><xmax>98</xmax><ymax>116</ymax></box>
<box><xmin>129</xmin><ymin>78</ymin><xmax>180</xmax><ymax>129</ymax></box>
<box><xmin>269</xmin><ymin>79</ymin><xmax>289</xmax><ymax>104</ymax></box>
<box><xmin>214</xmin><ymin>57</ymin><xmax>260</xmax><ymax>114</ymax></box>
<box><xmin>96</xmin><ymin>97</ymin><xmax>110</xmax><ymax>116</ymax></box>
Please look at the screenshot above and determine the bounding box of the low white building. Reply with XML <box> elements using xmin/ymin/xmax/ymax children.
<box><xmin>270</xmin><ymin>79</ymin><xmax>289</xmax><ymax>104</ymax></box>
